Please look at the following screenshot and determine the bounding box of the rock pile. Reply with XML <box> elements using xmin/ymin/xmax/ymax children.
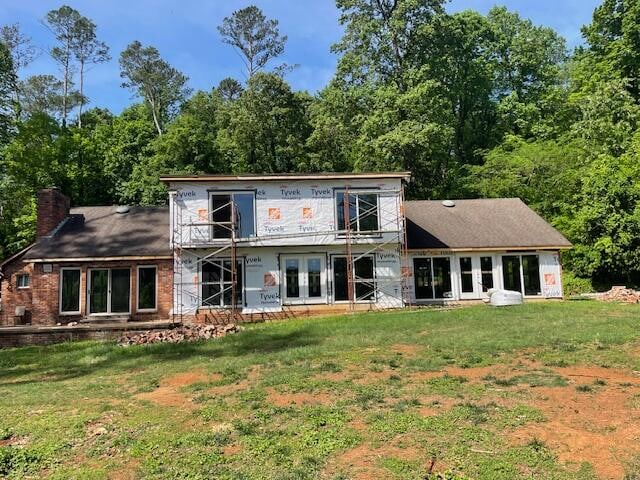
<box><xmin>597</xmin><ymin>286</ymin><xmax>640</xmax><ymax>304</ymax></box>
<box><xmin>118</xmin><ymin>323</ymin><xmax>242</xmax><ymax>346</ymax></box>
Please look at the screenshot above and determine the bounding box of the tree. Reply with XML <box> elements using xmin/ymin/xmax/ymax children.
<box><xmin>0</xmin><ymin>23</ymin><xmax>38</xmax><ymax>119</ymax></box>
<box><xmin>44</xmin><ymin>5</ymin><xmax>82</xmax><ymax>125</ymax></box>
<box><xmin>119</xmin><ymin>41</ymin><xmax>191</xmax><ymax>136</ymax></box>
<box><xmin>216</xmin><ymin>77</ymin><xmax>243</xmax><ymax>101</ymax></box>
<box><xmin>0</xmin><ymin>42</ymin><xmax>16</xmax><ymax>142</ymax></box>
<box><xmin>71</xmin><ymin>16</ymin><xmax>110</xmax><ymax>128</ymax></box>
<box><xmin>218</xmin><ymin>6</ymin><xmax>287</xmax><ymax>79</ymax></box>
<box><xmin>19</xmin><ymin>74</ymin><xmax>69</xmax><ymax>118</ymax></box>
<box><xmin>333</xmin><ymin>0</ymin><xmax>445</xmax><ymax>91</ymax></box>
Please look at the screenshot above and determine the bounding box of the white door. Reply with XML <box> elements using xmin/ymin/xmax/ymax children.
<box><xmin>282</xmin><ymin>255</ymin><xmax>327</xmax><ymax>304</ymax></box>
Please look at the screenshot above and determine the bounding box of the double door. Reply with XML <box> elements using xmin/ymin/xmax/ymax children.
<box><xmin>88</xmin><ymin>268</ymin><xmax>131</xmax><ymax>314</ymax></box>
<box><xmin>282</xmin><ymin>255</ymin><xmax>326</xmax><ymax>304</ymax></box>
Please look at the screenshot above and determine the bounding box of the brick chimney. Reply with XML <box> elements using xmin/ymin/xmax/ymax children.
<box><xmin>37</xmin><ymin>188</ymin><xmax>70</xmax><ymax>238</ymax></box>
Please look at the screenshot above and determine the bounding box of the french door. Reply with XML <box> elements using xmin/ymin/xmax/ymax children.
<box><xmin>88</xmin><ymin>268</ymin><xmax>131</xmax><ymax>314</ymax></box>
<box><xmin>282</xmin><ymin>255</ymin><xmax>326</xmax><ymax>304</ymax></box>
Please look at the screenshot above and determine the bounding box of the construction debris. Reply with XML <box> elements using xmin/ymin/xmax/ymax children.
<box><xmin>597</xmin><ymin>286</ymin><xmax>640</xmax><ymax>304</ymax></box>
<box><xmin>118</xmin><ymin>323</ymin><xmax>242</xmax><ymax>346</ymax></box>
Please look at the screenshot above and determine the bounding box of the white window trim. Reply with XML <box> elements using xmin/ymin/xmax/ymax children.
<box><xmin>334</xmin><ymin>190</ymin><xmax>381</xmax><ymax>236</ymax></box>
<box><xmin>412</xmin><ymin>256</ymin><xmax>454</xmax><ymax>301</ymax></box>
<box><xmin>330</xmin><ymin>254</ymin><xmax>377</xmax><ymax>303</ymax></box>
<box><xmin>87</xmin><ymin>267</ymin><xmax>132</xmax><ymax>315</ymax></box>
<box><xmin>136</xmin><ymin>265</ymin><xmax>158</xmax><ymax>312</ymax></box>
<box><xmin>208</xmin><ymin>191</ymin><xmax>257</xmax><ymax>241</ymax></box>
<box><xmin>59</xmin><ymin>267</ymin><xmax>82</xmax><ymax>315</ymax></box>
<box><xmin>281</xmin><ymin>254</ymin><xmax>328</xmax><ymax>305</ymax></box>
<box><xmin>16</xmin><ymin>273</ymin><xmax>30</xmax><ymax>289</ymax></box>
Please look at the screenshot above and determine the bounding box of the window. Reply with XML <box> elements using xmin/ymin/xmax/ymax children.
<box><xmin>210</xmin><ymin>193</ymin><xmax>255</xmax><ymax>239</ymax></box>
<box><xmin>60</xmin><ymin>269</ymin><xmax>81</xmax><ymax>314</ymax></box>
<box><xmin>501</xmin><ymin>255</ymin><xmax>541</xmax><ymax>296</ymax></box>
<box><xmin>16</xmin><ymin>274</ymin><xmax>30</xmax><ymax>288</ymax></box>
<box><xmin>459</xmin><ymin>257</ymin><xmax>473</xmax><ymax>293</ymax></box>
<box><xmin>336</xmin><ymin>192</ymin><xmax>379</xmax><ymax>233</ymax></box>
<box><xmin>138</xmin><ymin>266</ymin><xmax>157</xmax><ymax>311</ymax></box>
<box><xmin>480</xmin><ymin>257</ymin><xmax>494</xmax><ymax>291</ymax></box>
<box><xmin>413</xmin><ymin>257</ymin><xmax>452</xmax><ymax>300</ymax></box>
<box><xmin>201</xmin><ymin>259</ymin><xmax>243</xmax><ymax>307</ymax></box>
<box><xmin>332</xmin><ymin>255</ymin><xmax>375</xmax><ymax>302</ymax></box>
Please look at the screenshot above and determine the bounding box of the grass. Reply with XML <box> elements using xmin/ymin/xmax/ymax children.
<box><xmin>0</xmin><ymin>301</ymin><xmax>639</xmax><ymax>479</ymax></box>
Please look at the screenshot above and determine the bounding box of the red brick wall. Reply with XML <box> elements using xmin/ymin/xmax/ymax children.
<box><xmin>1</xmin><ymin>258</ymin><xmax>173</xmax><ymax>326</ymax></box>
<box><xmin>0</xmin><ymin>260</ymin><xmax>34</xmax><ymax>325</ymax></box>
<box><xmin>36</xmin><ymin>188</ymin><xmax>70</xmax><ymax>237</ymax></box>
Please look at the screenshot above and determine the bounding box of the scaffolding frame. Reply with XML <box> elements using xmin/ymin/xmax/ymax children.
<box><xmin>171</xmin><ymin>184</ymin><xmax>410</xmax><ymax>321</ymax></box>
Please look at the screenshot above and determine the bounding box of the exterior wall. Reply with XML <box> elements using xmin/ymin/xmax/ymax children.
<box><xmin>0</xmin><ymin>259</ymin><xmax>34</xmax><ymax>325</ymax></box>
<box><xmin>169</xmin><ymin>178</ymin><xmax>404</xmax><ymax>248</ymax></box>
<box><xmin>1</xmin><ymin>258</ymin><xmax>173</xmax><ymax>326</ymax></box>
<box><xmin>406</xmin><ymin>250</ymin><xmax>563</xmax><ymax>303</ymax></box>
<box><xmin>174</xmin><ymin>245</ymin><xmax>404</xmax><ymax>317</ymax></box>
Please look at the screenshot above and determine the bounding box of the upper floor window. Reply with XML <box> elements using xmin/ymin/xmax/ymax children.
<box><xmin>16</xmin><ymin>274</ymin><xmax>30</xmax><ymax>289</ymax></box>
<box><xmin>210</xmin><ymin>192</ymin><xmax>255</xmax><ymax>239</ymax></box>
<box><xmin>336</xmin><ymin>191</ymin><xmax>379</xmax><ymax>233</ymax></box>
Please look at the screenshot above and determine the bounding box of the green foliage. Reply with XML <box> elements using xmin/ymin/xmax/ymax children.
<box><xmin>562</xmin><ymin>271</ymin><xmax>594</xmax><ymax>296</ymax></box>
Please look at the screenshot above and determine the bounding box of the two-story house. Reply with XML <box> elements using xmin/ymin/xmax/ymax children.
<box><xmin>0</xmin><ymin>172</ymin><xmax>571</xmax><ymax>327</ymax></box>
<box><xmin>163</xmin><ymin>172</ymin><xmax>411</xmax><ymax>321</ymax></box>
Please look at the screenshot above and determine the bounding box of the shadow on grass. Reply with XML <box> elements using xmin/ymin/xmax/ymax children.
<box><xmin>0</xmin><ymin>325</ymin><xmax>322</xmax><ymax>386</ymax></box>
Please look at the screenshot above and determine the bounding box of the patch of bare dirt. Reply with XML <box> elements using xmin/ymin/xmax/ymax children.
<box><xmin>135</xmin><ymin>370</ymin><xmax>220</xmax><ymax>408</ymax></box>
<box><xmin>108</xmin><ymin>459</ymin><xmax>140</xmax><ymax>480</ymax></box>
<box><xmin>322</xmin><ymin>442</ymin><xmax>421</xmax><ymax>480</ymax></box>
<box><xmin>222</xmin><ymin>443</ymin><xmax>242</xmax><ymax>456</ymax></box>
<box><xmin>0</xmin><ymin>436</ymin><xmax>27</xmax><ymax>447</ymax></box>
<box><xmin>266</xmin><ymin>387</ymin><xmax>334</xmax><ymax>407</ymax></box>
<box><xmin>391</xmin><ymin>343</ymin><xmax>420</xmax><ymax>356</ymax></box>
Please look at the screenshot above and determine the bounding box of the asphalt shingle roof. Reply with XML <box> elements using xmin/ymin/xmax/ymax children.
<box><xmin>405</xmin><ymin>198</ymin><xmax>571</xmax><ymax>250</ymax></box>
<box><xmin>24</xmin><ymin>206</ymin><xmax>171</xmax><ymax>260</ymax></box>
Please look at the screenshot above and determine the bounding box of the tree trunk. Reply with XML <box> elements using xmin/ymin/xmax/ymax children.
<box><xmin>78</xmin><ymin>60</ymin><xmax>84</xmax><ymax>128</ymax></box>
<box><xmin>62</xmin><ymin>43</ymin><xmax>70</xmax><ymax>126</ymax></box>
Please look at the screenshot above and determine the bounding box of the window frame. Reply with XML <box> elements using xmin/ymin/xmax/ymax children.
<box><xmin>208</xmin><ymin>190</ymin><xmax>257</xmax><ymax>240</ymax></box>
<box><xmin>86</xmin><ymin>267</ymin><xmax>132</xmax><ymax>315</ymax></box>
<box><xmin>412</xmin><ymin>256</ymin><xmax>453</xmax><ymax>301</ymax></box>
<box><xmin>16</xmin><ymin>273</ymin><xmax>30</xmax><ymax>289</ymax></box>
<box><xmin>501</xmin><ymin>253</ymin><xmax>542</xmax><ymax>297</ymax></box>
<box><xmin>459</xmin><ymin>257</ymin><xmax>474</xmax><ymax>294</ymax></box>
<box><xmin>334</xmin><ymin>189</ymin><xmax>380</xmax><ymax>235</ymax></box>
<box><xmin>136</xmin><ymin>265</ymin><xmax>158</xmax><ymax>312</ymax></box>
<box><xmin>200</xmin><ymin>258</ymin><xmax>244</xmax><ymax>309</ymax></box>
<box><xmin>331</xmin><ymin>254</ymin><xmax>377</xmax><ymax>303</ymax></box>
<box><xmin>59</xmin><ymin>267</ymin><xmax>82</xmax><ymax>315</ymax></box>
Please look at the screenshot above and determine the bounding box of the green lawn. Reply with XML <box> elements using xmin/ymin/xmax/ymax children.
<box><xmin>2</xmin><ymin>301</ymin><xmax>640</xmax><ymax>479</ymax></box>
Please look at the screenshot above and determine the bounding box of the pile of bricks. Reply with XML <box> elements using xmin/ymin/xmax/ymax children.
<box><xmin>597</xmin><ymin>286</ymin><xmax>640</xmax><ymax>304</ymax></box>
<box><xmin>118</xmin><ymin>323</ymin><xmax>242</xmax><ymax>346</ymax></box>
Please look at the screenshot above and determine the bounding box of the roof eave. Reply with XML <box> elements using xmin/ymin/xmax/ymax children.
<box><xmin>160</xmin><ymin>172</ymin><xmax>412</xmax><ymax>184</ymax></box>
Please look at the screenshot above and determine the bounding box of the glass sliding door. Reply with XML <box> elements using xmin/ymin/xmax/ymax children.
<box><xmin>522</xmin><ymin>255</ymin><xmax>541</xmax><ymax>296</ymax></box>
<box><xmin>333</xmin><ymin>257</ymin><xmax>349</xmax><ymax>301</ymax></box>
<box><xmin>413</xmin><ymin>257</ymin><xmax>452</xmax><ymax>300</ymax></box>
<box><xmin>110</xmin><ymin>269</ymin><xmax>131</xmax><ymax>313</ymax></box>
<box><xmin>89</xmin><ymin>268</ymin><xmax>130</xmax><ymax>314</ymax></box>
<box><xmin>332</xmin><ymin>255</ymin><xmax>375</xmax><ymax>302</ymax></box>
<box><xmin>89</xmin><ymin>269</ymin><xmax>108</xmax><ymax>314</ymax></box>
<box><xmin>502</xmin><ymin>256</ymin><xmax>522</xmax><ymax>293</ymax></box>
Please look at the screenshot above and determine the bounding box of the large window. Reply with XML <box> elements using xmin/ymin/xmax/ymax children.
<box><xmin>137</xmin><ymin>266</ymin><xmax>157</xmax><ymax>311</ymax></box>
<box><xmin>332</xmin><ymin>255</ymin><xmax>375</xmax><ymax>302</ymax></box>
<box><xmin>413</xmin><ymin>257</ymin><xmax>452</xmax><ymax>300</ymax></box>
<box><xmin>60</xmin><ymin>269</ymin><xmax>81</xmax><ymax>314</ymax></box>
<box><xmin>201</xmin><ymin>259</ymin><xmax>243</xmax><ymax>307</ymax></box>
<box><xmin>502</xmin><ymin>255</ymin><xmax>541</xmax><ymax>296</ymax></box>
<box><xmin>336</xmin><ymin>192</ymin><xmax>379</xmax><ymax>233</ymax></box>
<box><xmin>210</xmin><ymin>193</ymin><xmax>255</xmax><ymax>239</ymax></box>
<box><xmin>88</xmin><ymin>268</ymin><xmax>130</xmax><ymax>314</ymax></box>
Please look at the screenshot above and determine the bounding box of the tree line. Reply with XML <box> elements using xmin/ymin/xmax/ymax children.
<box><xmin>1</xmin><ymin>0</ymin><xmax>639</xmax><ymax>291</ymax></box>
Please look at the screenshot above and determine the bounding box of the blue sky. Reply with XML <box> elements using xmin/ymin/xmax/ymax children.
<box><xmin>4</xmin><ymin>0</ymin><xmax>602</xmax><ymax>113</ymax></box>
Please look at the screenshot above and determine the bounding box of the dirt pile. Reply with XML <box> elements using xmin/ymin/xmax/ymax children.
<box><xmin>118</xmin><ymin>323</ymin><xmax>242</xmax><ymax>346</ymax></box>
<box><xmin>597</xmin><ymin>286</ymin><xmax>640</xmax><ymax>303</ymax></box>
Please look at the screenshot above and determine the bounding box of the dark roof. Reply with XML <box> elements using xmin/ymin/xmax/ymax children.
<box><xmin>161</xmin><ymin>172</ymin><xmax>411</xmax><ymax>183</ymax></box>
<box><xmin>24</xmin><ymin>206</ymin><xmax>171</xmax><ymax>260</ymax></box>
<box><xmin>405</xmin><ymin>198</ymin><xmax>571</xmax><ymax>250</ymax></box>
